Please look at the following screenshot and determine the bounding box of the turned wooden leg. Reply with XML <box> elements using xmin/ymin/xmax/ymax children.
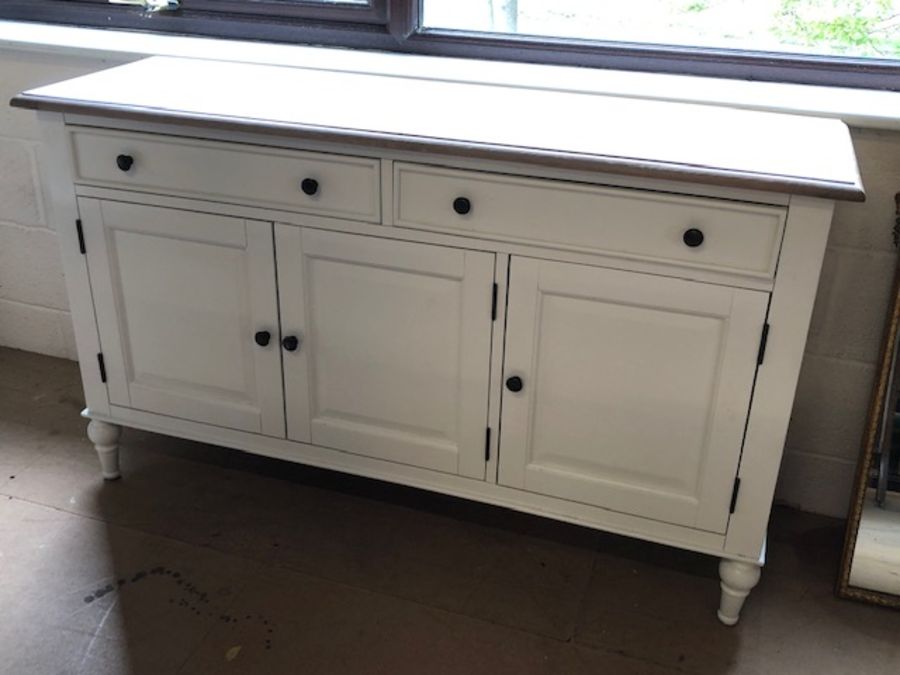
<box><xmin>86</xmin><ymin>419</ymin><xmax>122</xmax><ymax>481</ymax></box>
<box><xmin>717</xmin><ymin>559</ymin><xmax>761</xmax><ymax>626</ymax></box>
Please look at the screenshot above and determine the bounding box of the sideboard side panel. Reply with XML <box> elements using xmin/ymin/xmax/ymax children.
<box><xmin>724</xmin><ymin>196</ymin><xmax>834</xmax><ymax>559</ymax></box>
<box><xmin>36</xmin><ymin>112</ymin><xmax>110</xmax><ymax>415</ymax></box>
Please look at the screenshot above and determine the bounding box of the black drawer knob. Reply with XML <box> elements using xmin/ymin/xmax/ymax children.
<box><xmin>453</xmin><ymin>197</ymin><xmax>472</xmax><ymax>215</ymax></box>
<box><xmin>254</xmin><ymin>330</ymin><xmax>271</xmax><ymax>347</ymax></box>
<box><xmin>282</xmin><ymin>335</ymin><xmax>300</xmax><ymax>352</ymax></box>
<box><xmin>301</xmin><ymin>178</ymin><xmax>319</xmax><ymax>196</ymax></box>
<box><xmin>683</xmin><ymin>228</ymin><xmax>705</xmax><ymax>248</ymax></box>
<box><xmin>116</xmin><ymin>154</ymin><xmax>134</xmax><ymax>172</ymax></box>
<box><xmin>505</xmin><ymin>376</ymin><xmax>523</xmax><ymax>393</ymax></box>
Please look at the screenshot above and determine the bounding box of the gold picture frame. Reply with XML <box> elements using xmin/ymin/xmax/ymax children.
<box><xmin>836</xmin><ymin>195</ymin><xmax>900</xmax><ymax>609</ymax></box>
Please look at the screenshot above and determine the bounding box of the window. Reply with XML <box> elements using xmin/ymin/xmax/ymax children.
<box><xmin>2</xmin><ymin>0</ymin><xmax>899</xmax><ymax>89</ymax></box>
<box><xmin>423</xmin><ymin>1</ymin><xmax>900</xmax><ymax>60</ymax></box>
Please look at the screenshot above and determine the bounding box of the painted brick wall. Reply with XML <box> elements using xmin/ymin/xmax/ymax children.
<box><xmin>775</xmin><ymin>127</ymin><xmax>900</xmax><ymax>516</ymax></box>
<box><xmin>1</xmin><ymin>45</ymin><xmax>897</xmax><ymax>517</ymax></box>
<box><xmin>0</xmin><ymin>49</ymin><xmax>128</xmax><ymax>358</ymax></box>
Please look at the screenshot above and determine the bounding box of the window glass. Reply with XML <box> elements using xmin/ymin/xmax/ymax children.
<box><xmin>422</xmin><ymin>0</ymin><xmax>900</xmax><ymax>60</ymax></box>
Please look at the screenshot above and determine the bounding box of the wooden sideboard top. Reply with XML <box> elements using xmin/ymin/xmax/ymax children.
<box><xmin>12</xmin><ymin>56</ymin><xmax>865</xmax><ymax>202</ymax></box>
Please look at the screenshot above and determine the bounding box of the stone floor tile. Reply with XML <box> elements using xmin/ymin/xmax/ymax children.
<box><xmin>0</xmin><ymin>346</ymin><xmax>75</xmax><ymax>391</ymax></box>
<box><xmin>576</xmin><ymin>544</ymin><xmax>754</xmax><ymax>674</ymax></box>
<box><xmin>261</xmin><ymin>498</ymin><xmax>505</xmax><ymax>612</ymax></box>
<box><xmin>557</xmin><ymin>644</ymin><xmax>681</xmax><ymax>675</ymax></box>
<box><xmin>763</xmin><ymin>504</ymin><xmax>847</xmax><ymax>592</ymax></box>
<box><xmin>180</xmin><ymin>565</ymin><xmax>583</xmax><ymax>675</ymax></box>
<box><xmin>747</xmin><ymin>578</ymin><xmax>900</xmax><ymax>675</ymax></box>
<box><xmin>459</xmin><ymin>534</ymin><xmax>595</xmax><ymax>639</ymax></box>
<box><xmin>0</xmin><ymin>496</ymin><xmax>259</xmax><ymax>674</ymax></box>
<box><xmin>0</xmin><ymin>419</ymin><xmax>56</xmax><ymax>489</ymax></box>
<box><xmin>0</xmin><ymin>622</ymin><xmax>100</xmax><ymax>675</ymax></box>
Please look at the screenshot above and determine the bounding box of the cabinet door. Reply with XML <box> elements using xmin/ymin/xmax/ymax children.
<box><xmin>276</xmin><ymin>226</ymin><xmax>495</xmax><ymax>479</ymax></box>
<box><xmin>79</xmin><ymin>199</ymin><xmax>285</xmax><ymax>436</ymax></box>
<box><xmin>499</xmin><ymin>258</ymin><xmax>768</xmax><ymax>533</ymax></box>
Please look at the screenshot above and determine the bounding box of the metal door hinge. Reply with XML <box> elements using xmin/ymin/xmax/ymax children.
<box><xmin>730</xmin><ymin>477</ymin><xmax>742</xmax><ymax>514</ymax></box>
<box><xmin>757</xmin><ymin>323</ymin><xmax>770</xmax><ymax>365</ymax></box>
<box><xmin>485</xmin><ymin>427</ymin><xmax>492</xmax><ymax>462</ymax></box>
<box><xmin>491</xmin><ymin>283</ymin><xmax>499</xmax><ymax>321</ymax></box>
<box><xmin>76</xmin><ymin>219</ymin><xmax>86</xmax><ymax>254</ymax></box>
<box><xmin>97</xmin><ymin>353</ymin><xmax>107</xmax><ymax>383</ymax></box>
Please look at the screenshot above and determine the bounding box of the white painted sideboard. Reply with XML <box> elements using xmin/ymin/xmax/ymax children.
<box><xmin>13</xmin><ymin>56</ymin><xmax>864</xmax><ymax>626</ymax></box>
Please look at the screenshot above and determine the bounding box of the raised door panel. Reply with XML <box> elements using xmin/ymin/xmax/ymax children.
<box><xmin>277</xmin><ymin>226</ymin><xmax>495</xmax><ymax>479</ymax></box>
<box><xmin>499</xmin><ymin>258</ymin><xmax>768</xmax><ymax>533</ymax></box>
<box><xmin>79</xmin><ymin>199</ymin><xmax>285</xmax><ymax>436</ymax></box>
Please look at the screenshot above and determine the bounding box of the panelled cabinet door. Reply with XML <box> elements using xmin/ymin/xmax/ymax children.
<box><xmin>499</xmin><ymin>257</ymin><xmax>768</xmax><ymax>532</ymax></box>
<box><xmin>276</xmin><ymin>226</ymin><xmax>495</xmax><ymax>479</ymax></box>
<box><xmin>79</xmin><ymin>199</ymin><xmax>285</xmax><ymax>436</ymax></box>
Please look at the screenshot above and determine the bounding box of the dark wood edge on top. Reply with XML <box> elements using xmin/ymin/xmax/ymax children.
<box><xmin>11</xmin><ymin>93</ymin><xmax>866</xmax><ymax>203</ymax></box>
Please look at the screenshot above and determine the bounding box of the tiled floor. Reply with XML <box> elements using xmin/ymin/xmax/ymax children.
<box><xmin>1</xmin><ymin>346</ymin><xmax>898</xmax><ymax>675</ymax></box>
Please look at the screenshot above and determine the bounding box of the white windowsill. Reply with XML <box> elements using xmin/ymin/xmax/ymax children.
<box><xmin>2</xmin><ymin>20</ymin><xmax>899</xmax><ymax>131</ymax></box>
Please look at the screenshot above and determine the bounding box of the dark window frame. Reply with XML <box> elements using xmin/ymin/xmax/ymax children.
<box><xmin>61</xmin><ymin>0</ymin><xmax>388</xmax><ymax>23</ymax></box>
<box><xmin>2</xmin><ymin>0</ymin><xmax>899</xmax><ymax>91</ymax></box>
<box><xmin>180</xmin><ymin>0</ymin><xmax>387</xmax><ymax>24</ymax></box>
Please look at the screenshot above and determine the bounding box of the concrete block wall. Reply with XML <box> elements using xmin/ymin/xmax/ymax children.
<box><xmin>0</xmin><ymin>49</ymin><xmax>126</xmax><ymax>359</ymax></box>
<box><xmin>775</xmin><ymin>127</ymin><xmax>900</xmax><ymax>516</ymax></box>
<box><xmin>1</xmin><ymin>44</ymin><xmax>898</xmax><ymax>517</ymax></box>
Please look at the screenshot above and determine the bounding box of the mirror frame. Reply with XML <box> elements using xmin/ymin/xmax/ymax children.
<box><xmin>837</xmin><ymin>238</ymin><xmax>900</xmax><ymax>608</ymax></box>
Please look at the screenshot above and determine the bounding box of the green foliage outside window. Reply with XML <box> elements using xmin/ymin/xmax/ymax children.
<box><xmin>775</xmin><ymin>0</ymin><xmax>900</xmax><ymax>56</ymax></box>
<box><xmin>427</xmin><ymin>0</ymin><xmax>900</xmax><ymax>60</ymax></box>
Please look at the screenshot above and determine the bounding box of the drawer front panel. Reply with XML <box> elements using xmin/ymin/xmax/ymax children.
<box><xmin>71</xmin><ymin>128</ymin><xmax>381</xmax><ymax>222</ymax></box>
<box><xmin>394</xmin><ymin>163</ymin><xmax>786</xmax><ymax>278</ymax></box>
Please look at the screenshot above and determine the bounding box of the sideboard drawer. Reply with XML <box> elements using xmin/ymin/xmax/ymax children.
<box><xmin>70</xmin><ymin>128</ymin><xmax>381</xmax><ymax>222</ymax></box>
<box><xmin>394</xmin><ymin>163</ymin><xmax>786</xmax><ymax>278</ymax></box>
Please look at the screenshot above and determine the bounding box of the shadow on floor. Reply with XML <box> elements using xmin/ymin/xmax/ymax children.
<box><xmin>2</xmin><ymin>347</ymin><xmax>899</xmax><ymax>674</ymax></box>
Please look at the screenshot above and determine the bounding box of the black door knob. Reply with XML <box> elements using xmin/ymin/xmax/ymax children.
<box><xmin>453</xmin><ymin>197</ymin><xmax>472</xmax><ymax>215</ymax></box>
<box><xmin>683</xmin><ymin>228</ymin><xmax>705</xmax><ymax>248</ymax></box>
<box><xmin>116</xmin><ymin>154</ymin><xmax>134</xmax><ymax>172</ymax></box>
<box><xmin>254</xmin><ymin>330</ymin><xmax>271</xmax><ymax>347</ymax></box>
<box><xmin>301</xmin><ymin>178</ymin><xmax>319</xmax><ymax>196</ymax></box>
<box><xmin>282</xmin><ymin>335</ymin><xmax>300</xmax><ymax>352</ymax></box>
<box><xmin>505</xmin><ymin>376</ymin><xmax>523</xmax><ymax>393</ymax></box>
